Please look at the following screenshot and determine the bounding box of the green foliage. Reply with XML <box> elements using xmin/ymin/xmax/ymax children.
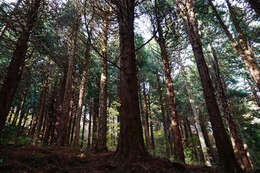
<box><xmin>0</xmin><ymin>124</ymin><xmax>32</xmax><ymax>145</ymax></box>
<box><xmin>151</xmin><ymin>130</ymin><xmax>167</xmax><ymax>157</ymax></box>
<box><xmin>184</xmin><ymin>147</ymin><xmax>193</xmax><ymax>164</ymax></box>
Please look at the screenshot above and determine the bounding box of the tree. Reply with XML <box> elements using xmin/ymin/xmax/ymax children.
<box><xmin>178</xmin><ymin>56</ymin><xmax>211</xmax><ymax>166</ymax></box>
<box><xmin>0</xmin><ymin>0</ymin><xmax>42</xmax><ymax>132</ymax></box>
<box><xmin>152</xmin><ymin>0</ymin><xmax>184</xmax><ymax>162</ymax></box>
<box><xmin>208</xmin><ymin>40</ymin><xmax>254</xmax><ymax>171</ymax></box>
<box><xmin>113</xmin><ymin>0</ymin><xmax>148</xmax><ymax>162</ymax></box>
<box><xmin>96</xmin><ymin>12</ymin><xmax>109</xmax><ymax>153</ymax></box>
<box><xmin>175</xmin><ymin>0</ymin><xmax>242</xmax><ymax>172</ymax></box>
<box><xmin>55</xmin><ymin>0</ymin><xmax>82</xmax><ymax>146</ymax></box>
<box><xmin>208</xmin><ymin>0</ymin><xmax>260</xmax><ymax>91</ymax></box>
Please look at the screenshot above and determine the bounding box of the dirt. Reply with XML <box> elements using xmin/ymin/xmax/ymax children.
<box><xmin>0</xmin><ymin>145</ymin><xmax>221</xmax><ymax>173</ymax></box>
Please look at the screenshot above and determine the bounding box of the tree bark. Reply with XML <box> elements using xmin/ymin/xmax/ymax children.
<box><xmin>81</xmin><ymin>105</ymin><xmax>88</xmax><ymax>148</ymax></box>
<box><xmin>70</xmin><ymin>113</ymin><xmax>76</xmax><ymax>145</ymax></box>
<box><xmin>113</xmin><ymin>0</ymin><xmax>148</xmax><ymax>162</ymax></box>
<box><xmin>154</xmin><ymin>1</ymin><xmax>184</xmax><ymax>162</ymax></box>
<box><xmin>7</xmin><ymin>107</ymin><xmax>15</xmax><ymax>124</ymax></box>
<box><xmin>92</xmin><ymin>97</ymin><xmax>99</xmax><ymax>151</ymax></box>
<box><xmin>198</xmin><ymin>109</ymin><xmax>217</xmax><ymax>163</ymax></box>
<box><xmin>176</xmin><ymin>0</ymin><xmax>242</xmax><ymax>172</ymax></box>
<box><xmin>17</xmin><ymin>87</ymin><xmax>29</xmax><ymax>128</ymax></box>
<box><xmin>0</xmin><ymin>0</ymin><xmax>42</xmax><ymax>132</ymax></box>
<box><xmin>142</xmin><ymin>82</ymin><xmax>151</xmax><ymax>150</ymax></box>
<box><xmin>43</xmin><ymin>80</ymin><xmax>58</xmax><ymax>144</ymax></box>
<box><xmin>55</xmin><ymin>3</ymin><xmax>81</xmax><ymax>145</ymax></box>
<box><xmin>156</xmin><ymin>74</ymin><xmax>170</xmax><ymax>158</ymax></box>
<box><xmin>73</xmin><ymin>45</ymin><xmax>90</xmax><ymax>147</ymax></box>
<box><xmin>87</xmin><ymin>103</ymin><xmax>92</xmax><ymax>148</ymax></box>
<box><xmin>179</xmin><ymin>60</ymin><xmax>211</xmax><ymax>166</ymax></box>
<box><xmin>209</xmin><ymin>42</ymin><xmax>254</xmax><ymax>171</ymax></box>
<box><xmin>35</xmin><ymin>66</ymin><xmax>50</xmax><ymax>139</ymax></box>
<box><xmin>148</xmin><ymin>94</ymin><xmax>155</xmax><ymax>151</ymax></box>
<box><xmin>96</xmin><ymin>16</ymin><xmax>109</xmax><ymax>152</ymax></box>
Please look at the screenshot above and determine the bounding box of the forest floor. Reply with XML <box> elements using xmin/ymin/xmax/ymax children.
<box><xmin>0</xmin><ymin>145</ymin><xmax>221</xmax><ymax>173</ymax></box>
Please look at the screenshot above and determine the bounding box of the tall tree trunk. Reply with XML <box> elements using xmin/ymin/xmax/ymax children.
<box><xmin>12</xmin><ymin>106</ymin><xmax>21</xmax><ymax>126</ymax></box>
<box><xmin>22</xmin><ymin>109</ymin><xmax>30</xmax><ymax>128</ymax></box>
<box><xmin>12</xmin><ymin>89</ymin><xmax>28</xmax><ymax>126</ymax></box>
<box><xmin>148</xmin><ymin>94</ymin><xmax>155</xmax><ymax>151</ymax></box>
<box><xmin>17</xmin><ymin>87</ymin><xmax>29</xmax><ymax>128</ymax></box>
<box><xmin>0</xmin><ymin>0</ymin><xmax>42</xmax><ymax>131</ymax></box>
<box><xmin>176</xmin><ymin>0</ymin><xmax>242</xmax><ymax>172</ymax></box>
<box><xmin>113</xmin><ymin>0</ymin><xmax>148</xmax><ymax>162</ymax></box>
<box><xmin>209</xmin><ymin>0</ymin><xmax>260</xmax><ymax>91</ymax></box>
<box><xmin>81</xmin><ymin>105</ymin><xmax>87</xmax><ymax>148</ymax></box>
<box><xmin>178</xmin><ymin>57</ymin><xmax>211</xmax><ymax>166</ymax></box>
<box><xmin>35</xmin><ymin>66</ymin><xmax>50</xmax><ymax>139</ymax></box>
<box><xmin>192</xmin><ymin>119</ymin><xmax>205</xmax><ymax>164</ymax></box>
<box><xmin>70</xmin><ymin>114</ymin><xmax>76</xmax><ymax>145</ymax></box>
<box><xmin>55</xmin><ymin>3</ymin><xmax>81</xmax><ymax>146</ymax></box>
<box><xmin>73</xmin><ymin>45</ymin><xmax>90</xmax><ymax>147</ymax></box>
<box><xmin>7</xmin><ymin>107</ymin><xmax>15</xmax><ymax>123</ymax></box>
<box><xmin>198</xmin><ymin>109</ymin><xmax>217</xmax><ymax>163</ymax></box>
<box><xmin>87</xmin><ymin>103</ymin><xmax>92</xmax><ymax>148</ymax></box>
<box><xmin>66</xmin><ymin>86</ymin><xmax>75</xmax><ymax>145</ymax></box>
<box><xmin>96</xmin><ymin>16</ymin><xmax>109</xmax><ymax>152</ymax></box>
<box><xmin>142</xmin><ymin>82</ymin><xmax>151</xmax><ymax>150</ymax></box>
<box><xmin>154</xmin><ymin>1</ymin><xmax>184</xmax><ymax>162</ymax></box>
<box><xmin>92</xmin><ymin>97</ymin><xmax>99</xmax><ymax>151</ymax></box>
<box><xmin>209</xmin><ymin>42</ymin><xmax>254</xmax><ymax>171</ymax></box>
<box><xmin>43</xmin><ymin>80</ymin><xmax>58</xmax><ymax>144</ymax></box>
<box><xmin>156</xmin><ymin>74</ymin><xmax>170</xmax><ymax>158</ymax></box>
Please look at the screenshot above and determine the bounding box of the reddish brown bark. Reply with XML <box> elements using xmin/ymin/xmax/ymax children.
<box><xmin>69</xmin><ymin>114</ymin><xmax>75</xmax><ymax>147</ymax></box>
<box><xmin>87</xmin><ymin>103</ymin><xmax>92</xmax><ymax>148</ymax></box>
<box><xmin>0</xmin><ymin>0</ymin><xmax>42</xmax><ymax>131</ymax></box>
<box><xmin>113</xmin><ymin>0</ymin><xmax>148</xmax><ymax>162</ymax></box>
<box><xmin>176</xmin><ymin>0</ymin><xmax>242</xmax><ymax>172</ymax></box>
<box><xmin>73</xmin><ymin>56</ymin><xmax>89</xmax><ymax>147</ymax></box>
<box><xmin>35</xmin><ymin>67</ymin><xmax>50</xmax><ymax>139</ymax></box>
<box><xmin>156</xmin><ymin>74</ymin><xmax>170</xmax><ymax>157</ymax></box>
<box><xmin>92</xmin><ymin>97</ymin><xmax>99</xmax><ymax>150</ymax></box>
<box><xmin>96</xmin><ymin>16</ymin><xmax>109</xmax><ymax>152</ymax></box>
<box><xmin>154</xmin><ymin>1</ymin><xmax>184</xmax><ymax>162</ymax></box>
<box><xmin>209</xmin><ymin>43</ymin><xmax>254</xmax><ymax>171</ymax></box>
<box><xmin>55</xmin><ymin>5</ymin><xmax>80</xmax><ymax>146</ymax></box>
<box><xmin>43</xmin><ymin>81</ymin><xmax>58</xmax><ymax>145</ymax></box>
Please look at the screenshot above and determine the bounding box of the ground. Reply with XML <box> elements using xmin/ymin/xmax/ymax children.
<box><xmin>0</xmin><ymin>145</ymin><xmax>221</xmax><ymax>173</ymax></box>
